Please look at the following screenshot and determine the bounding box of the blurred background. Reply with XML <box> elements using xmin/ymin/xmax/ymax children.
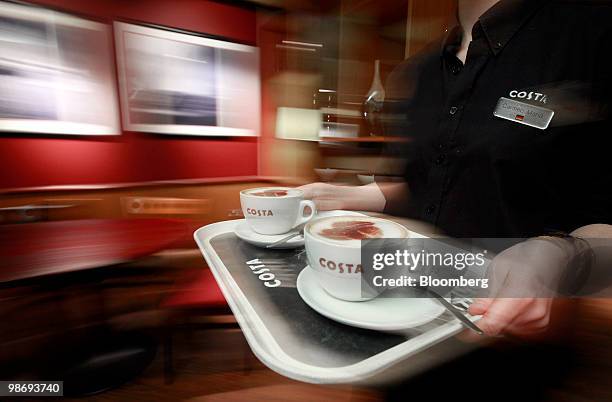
<box><xmin>0</xmin><ymin>0</ymin><xmax>610</xmax><ymax>400</ymax></box>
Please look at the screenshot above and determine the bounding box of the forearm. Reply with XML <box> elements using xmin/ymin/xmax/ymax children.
<box><xmin>567</xmin><ymin>224</ymin><xmax>612</xmax><ymax>295</ymax></box>
<box><xmin>571</xmin><ymin>223</ymin><xmax>612</xmax><ymax>239</ymax></box>
<box><xmin>375</xmin><ymin>181</ymin><xmax>411</xmax><ymax>216</ymax></box>
<box><xmin>343</xmin><ymin>181</ymin><xmax>412</xmax><ymax>213</ymax></box>
<box><xmin>570</xmin><ymin>224</ymin><xmax>612</xmax><ymax>274</ymax></box>
<box><xmin>342</xmin><ymin>183</ymin><xmax>387</xmax><ymax>212</ymax></box>
<box><xmin>300</xmin><ymin>180</ymin><xmax>410</xmax><ymax>214</ymax></box>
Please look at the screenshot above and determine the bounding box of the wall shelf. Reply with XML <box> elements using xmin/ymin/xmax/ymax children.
<box><xmin>318</xmin><ymin>136</ymin><xmax>412</xmax><ymax>143</ymax></box>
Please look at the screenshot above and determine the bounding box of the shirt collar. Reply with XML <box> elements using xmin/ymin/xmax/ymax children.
<box><xmin>480</xmin><ymin>0</ymin><xmax>549</xmax><ymax>55</ymax></box>
<box><xmin>440</xmin><ymin>25</ymin><xmax>462</xmax><ymax>56</ymax></box>
<box><xmin>441</xmin><ymin>0</ymin><xmax>549</xmax><ymax>57</ymax></box>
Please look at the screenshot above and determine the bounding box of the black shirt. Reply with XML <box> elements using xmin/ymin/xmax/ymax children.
<box><xmin>381</xmin><ymin>0</ymin><xmax>612</xmax><ymax>237</ymax></box>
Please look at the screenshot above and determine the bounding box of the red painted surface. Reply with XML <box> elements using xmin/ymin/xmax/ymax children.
<box><xmin>0</xmin><ymin>219</ymin><xmax>188</xmax><ymax>282</ymax></box>
<box><xmin>0</xmin><ymin>0</ymin><xmax>258</xmax><ymax>190</ymax></box>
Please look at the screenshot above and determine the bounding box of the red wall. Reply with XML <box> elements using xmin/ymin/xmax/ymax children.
<box><xmin>0</xmin><ymin>0</ymin><xmax>258</xmax><ymax>190</ymax></box>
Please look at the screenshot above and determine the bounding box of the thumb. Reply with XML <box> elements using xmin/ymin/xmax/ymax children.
<box><xmin>468</xmin><ymin>298</ymin><xmax>494</xmax><ymax>315</ymax></box>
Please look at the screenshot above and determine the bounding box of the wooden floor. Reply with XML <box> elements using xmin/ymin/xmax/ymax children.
<box><xmin>85</xmin><ymin>328</ymin><xmax>382</xmax><ymax>402</ymax></box>
<box><xmin>85</xmin><ymin>299</ymin><xmax>612</xmax><ymax>402</ymax></box>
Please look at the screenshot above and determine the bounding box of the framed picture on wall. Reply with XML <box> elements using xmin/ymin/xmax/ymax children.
<box><xmin>114</xmin><ymin>22</ymin><xmax>260</xmax><ymax>137</ymax></box>
<box><xmin>0</xmin><ymin>1</ymin><xmax>120</xmax><ymax>135</ymax></box>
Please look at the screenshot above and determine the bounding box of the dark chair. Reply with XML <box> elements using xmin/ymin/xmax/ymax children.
<box><xmin>160</xmin><ymin>267</ymin><xmax>241</xmax><ymax>383</ymax></box>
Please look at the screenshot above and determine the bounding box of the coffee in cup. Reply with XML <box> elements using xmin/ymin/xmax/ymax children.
<box><xmin>249</xmin><ymin>189</ymin><xmax>289</xmax><ymax>197</ymax></box>
<box><xmin>240</xmin><ymin>187</ymin><xmax>316</xmax><ymax>235</ymax></box>
<box><xmin>304</xmin><ymin>216</ymin><xmax>410</xmax><ymax>301</ymax></box>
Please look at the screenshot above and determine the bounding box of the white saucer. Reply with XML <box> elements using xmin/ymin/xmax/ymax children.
<box><xmin>235</xmin><ymin>221</ymin><xmax>305</xmax><ymax>249</ymax></box>
<box><xmin>297</xmin><ymin>266</ymin><xmax>446</xmax><ymax>331</ymax></box>
<box><xmin>235</xmin><ymin>210</ymin><xmax>366</xmax><ymax>249</ymax></box>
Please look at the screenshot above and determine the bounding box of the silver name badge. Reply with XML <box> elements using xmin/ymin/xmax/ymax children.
<box><xmin>493</xmin><ymin>97</ymin><xmax>554</xmax><ymax>130</ymax></box>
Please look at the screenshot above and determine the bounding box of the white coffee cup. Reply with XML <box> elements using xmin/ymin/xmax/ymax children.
<box><xmin>304</xmin><ymin>215</ymin><xmax>410</xmax><ymax>301</ymax></box>
<box><xmin>240</xmin><ymin>187</ymin><xmax>316</xmax><ymax>235</ymax></box>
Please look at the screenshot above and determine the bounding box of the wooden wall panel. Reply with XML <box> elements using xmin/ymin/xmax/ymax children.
<box><xmin>405</xmin><ymin>0</ymin><xmax>457</xmax><ymax>57</ymax></box>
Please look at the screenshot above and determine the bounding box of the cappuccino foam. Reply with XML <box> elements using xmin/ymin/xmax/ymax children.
<box><xmin>246</xmin><ymin>187</ymin><xmax>300</xmax><ymax>198</ymax></box>
<box><xmin>308</xmin><ymin>216</ymin><xmax>408</xmax><ymax>245</ymax></box>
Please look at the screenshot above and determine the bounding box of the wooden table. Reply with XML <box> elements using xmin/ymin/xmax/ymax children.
<box><xmin>0</xmin><ymin>218</ymin><xmax>189</xmax><ymax>395</ymax></box>
<box><xmin>0</xmin><ymin>218</ymin><xmax>188</xmax><ymax>283</ymax></box>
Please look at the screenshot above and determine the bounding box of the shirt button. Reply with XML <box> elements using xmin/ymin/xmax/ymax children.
<box><xmin>435</xmin><ymin>154</ymin><xmax>446</xmax><ymax>165</ymax></box>
<box><xmin>425</xmin><ymin>204</ymin><xmax>436</xmax><ymax>215</ymax></box>
<box><xmin>449</xmin><ymin>106</ymin><xmax>458</xmax><ymax>115</ymax></box>
<box><xmin>450</xmin><ymin>64</ymin><xmax>461</xmax><ymax>75</ymax></box>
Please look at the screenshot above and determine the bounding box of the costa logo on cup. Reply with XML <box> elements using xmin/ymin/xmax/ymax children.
<box><xmin>246</xmin><ymin>208</ymin><xmax>274</xmax><ymax>217</ymax></box>
<box><xmin>318</xmin><ymin>257</ymin><xmax>363</xmax><ymax>274</ymax></box>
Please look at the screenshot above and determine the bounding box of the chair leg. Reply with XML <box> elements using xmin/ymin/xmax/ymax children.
<box><xmin>242</xmin><ymin>340</ymin><xmax>253</xmax><ymax>375</ymax></box>
<box><xmin>163</xmin><ymin>330</ymin><xmax>174</xmax><ymax>384</ymax></box>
